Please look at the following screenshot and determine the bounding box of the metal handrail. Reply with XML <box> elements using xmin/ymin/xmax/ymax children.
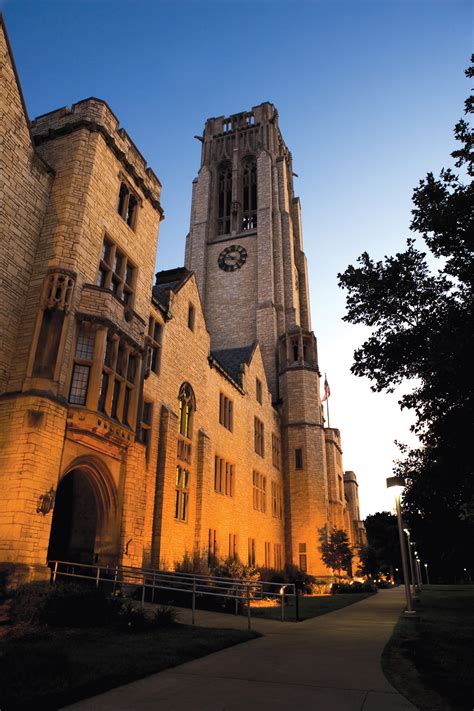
<box><xmin>47</xmin><ymin>559</ymin><xmax>299</xmax><ymax>627</ymax></box>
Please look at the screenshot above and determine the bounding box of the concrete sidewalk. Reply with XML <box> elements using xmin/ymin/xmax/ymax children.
<box><xmin>66</xmin><ymin>587</ymin><xmax>416</xmax><ymax>710</ymax></box>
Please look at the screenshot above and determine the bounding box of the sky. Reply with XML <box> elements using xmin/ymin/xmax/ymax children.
<box><xmin>2</xmin><ymin>0</ymin><xmax>472</xmax><ymax>517</ymax></box>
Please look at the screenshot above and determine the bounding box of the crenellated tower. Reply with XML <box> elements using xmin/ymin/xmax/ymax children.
<box><xmin>186</xmin><ymin>103</ymin><xmax>331</xmax><ymax>574</ymax></box>
<box><xmin>185</xmin><ymin>102</ymin><xmax>313</xmax><ymax>399</ymax></box>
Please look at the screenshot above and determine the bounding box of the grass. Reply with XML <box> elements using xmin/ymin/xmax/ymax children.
<box><xmin>382</xmin><ymin>585</ymin><xmax>474</xmax><ymax>711</ymax></box>
<box><xmin>250</xmin><ymin>592</ymin><xmax>374</xmax><ymax>621</ymax></box>
<box><xmin>0</xmin><ymin>623</ymin><xmax>259</xmax><ymax>710</ymax></box>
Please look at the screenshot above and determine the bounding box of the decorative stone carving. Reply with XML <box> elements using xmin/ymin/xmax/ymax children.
<box><xmin>41</xmin><ymin>269</ymin><xmax>76</xmax><ymax>313</ymax></box>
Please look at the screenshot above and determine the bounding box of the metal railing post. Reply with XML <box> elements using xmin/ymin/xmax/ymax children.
<box><xmin>280</xmin><ymin>586</ymin><xmax>285</xmax><ymax>622</ymax></box>
<box><xmin>113</xmin><ymin>565</ymin><xmax>118</xmax><ymax>593</ymax></box>
<box><xmin>96</xmin><ymin>565</ymin><xmax>100</xmax><ymax>588</ymax></box>
<box><xmin>295</xmin><ymin>584</ymin><xmax>300</xmax><ymax>621</ymax></box>
<box><xmin>53</xmin><ymin>560</ymin><xmax>58</xmax><ymax>584</ymax></box>
<box><xmin>247</xmin><ymin>586</ymin><xmax>251</xmax><ymax>630</ymax></box>
<box><xmin>192</xmin><ymin>578</ymin><xmax>196</xmax><ymax>625</ymax></box>
<box><xmin>141</xmin><ymin>578</ymin><xmax>146</xmax><ymax>607</ymax></box>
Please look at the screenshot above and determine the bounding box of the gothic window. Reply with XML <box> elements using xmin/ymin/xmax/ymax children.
<box><xmin>175</xmin><ymin>466</ymin><xmax>189</xmax><ymax>521</ymax></box>
<box><xmin>217</xmin><ymin>162</ymin><xmax>232</xmax><ymax>235</ymax></box>
<box><xmin>242</xmin><ymin>158</ymin><xmax>257</xmax><ymax>231</ymax></box>
<box><xmin>187</xmin><ymin>303</ymin><xmax>195</xmax><ymax>331</ymax></box>
<box><xmin>219</xmin><ymin>393</ymin><xmax>233</xmax><ymax>431</ymax></box>
<box><xmin>274</xmin><ymin>543</ymin><xmax>282</xmax><ymax>570</ymax></box>
<box><xmin>253</xmin><ymin>471</ymin><xmax>266</xmax><ymax>513</ymax></box>
<box><xmin>229</xmin><ymin>533</ymin><xmax>238</xmax><ymax>560</ymax></box>
<box><xmin>138</xmin><ymin>400</ymin><xmax>153</xmax><ymax>462</ymax></box>
<box><xmin>96</xmin><ymin>236</ymin><xmax>136</xmax><ymax>306</ymax></box>
<box><xmin>214</xmin><ymin>456</ymin><xmax>234</xmax><ymax>496</ymax></box>
<box><xmin>271</xmin><ymin>481</ymin><xmax>283</xmax><ymax>519</ymax></box>
<box><xmin>146</xmin><ymin>316</ymin><xmax>162</xmax><ymax>376</ymax></box>
<box><xmin>299</xmin><ymin>543</ymin><xmax>307</xmax><ymax>572</ymax></box>
<box><xmin>272</xmin><ymin>434</ymin><xmax>281</xmax><ymax>469</ymax></box>
<box><xmin>248</xmin><ymin>538</ymin><xmax>256</xmax><ymax>566</ymax></box>
<box><xmin>264</xmin><ymin>541</ymin><xmax>271</xmax><ymax>567</ymax></box>
<box><xmin>98</xmin><ymin>332</ymin><xmax>139</xmax><ymax>426</ymax></box>
<box><xmin>254</xmin><ymin>417</ymin><xmax>264</xmax><ymax>457</ymax></box>
<box><xmin>208</xmin><ymin>528</ymin><xmax>218</xmax><ymax>562</ymax></box>
<box><xmin>69</xmin><ymin>324</ymin><xmax>95</xmax><ymax>405</ymax></box>
<box><xmin>256</xmin><ymin>377</ymin><xmax>262</xmax><ymax>404</ymax></box>
<box><xmin>117</xmin><ymin>181</ymin><xmax>139</xmax><ymax>229</ymax></box>
<box><xmin>178</xmin><ymin>382</ymin><xmax>195</xmax><ymax>439</ymax></box>
<box><xmin>295</xmin><ymin>448</ymin><xmax>303</xmax><ymax>470</ymax></box>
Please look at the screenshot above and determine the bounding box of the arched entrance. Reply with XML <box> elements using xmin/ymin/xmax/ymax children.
<box><xmin>47</xmin><ymin>458</ymin><xmax>119</xmax><ymax>566</ymax></box>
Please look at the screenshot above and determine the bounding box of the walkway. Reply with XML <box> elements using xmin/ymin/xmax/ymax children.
<box><xmin>66</xmin><ymin>587</ymin><xmax>416</xmax><ymax>710</ymax></box>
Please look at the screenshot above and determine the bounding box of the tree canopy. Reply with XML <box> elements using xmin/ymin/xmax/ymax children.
<box><xmin>319</xmin><ymin>527</ymin><xmax>353</xmax><ymax>579</ymax></box>
<box><xmin>338</xmin><ymin>56</ymin><xmax>474</xmax><ymax>581</ymax></box>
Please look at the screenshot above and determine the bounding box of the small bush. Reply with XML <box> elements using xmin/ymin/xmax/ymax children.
<box><xmin>9</xmin><ymin>581</ymin><xmax>53</xmax><ymax>625</ymax></box>
<box><xmin>10</xmin><ymin>581</ymin><xmax>124</xmax><ymax>628</ymax></box>
<box><xmin>175</xmin><ymin>550</ymin><xmax>211</xmax><ymax>576</ymax></box>
<box><xmin>43</xmin><ymin>584</ymin><xmax>112</xmax><ymax>627</ymax></box>
<box><xmin>151</xmin><ymin>605</ymin><xmax>179</xmax><ymax>628</ymax></box>
<box><xmin>331</xmin><ymin>581</ymin><xmax>376</xmax><ymax>594</ymax></box>
<box><xmin>115</xmin><ymin>601</ymin><xmax>147</xmax><ymax>632</ymax></box>
<box><xmin>283</xmin><ymin>563</ymin><xmax>315</xmax><ymax>594</ymax></box>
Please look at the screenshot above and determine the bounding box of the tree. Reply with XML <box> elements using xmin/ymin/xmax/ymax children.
<box><xmin>319</xmin><ymin>528</ymin><xmax>353</xmax><ymax>579</ymax></box>
<box><xmin>338</xmin><ymin>56</ymin><xmax>474</xmax><ymax>582</ymax></box>
<box><xmin>357</xmin><ymin>545</ymin><xmax>380</xmax><ymax>579</ymax></box>
<box><xmin>363</xmin><ymin>512</ymin><xmax>401</xmax><ymax>577</ymax></box>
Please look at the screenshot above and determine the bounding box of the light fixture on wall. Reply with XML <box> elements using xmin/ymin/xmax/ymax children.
<box><xmin>36</xmin><ymin>487</ymin><xmax>56</xmax><ymax>515</ymax></box>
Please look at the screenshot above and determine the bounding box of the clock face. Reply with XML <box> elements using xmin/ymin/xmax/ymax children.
<box><xmin>217</xmin><ymin>244</ymin><xmax>247</xmax><ymax>272</ymax></box>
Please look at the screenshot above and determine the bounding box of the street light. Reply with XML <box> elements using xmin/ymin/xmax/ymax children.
<box><xmin>404</xmin><ymin>528</ymin><xmax>418</xmax><ymax>596</ymax></box>
<box><xmin>387</xmin><ymin>476</ymin><xmax>416</xmax><ymax>616</ymax></box>
<box><xmin>424</xmin><ymin>563</ymin><xmax>430</xmax><ymax>584</ymax></box>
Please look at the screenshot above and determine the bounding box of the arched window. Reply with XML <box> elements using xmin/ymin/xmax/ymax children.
<box><xmin>217</xmin><ymin>162</ymin><xmax>232</xmax><ymax>235</ymax></box>
<box><xmin>242</xmin><ymin>158</ymin><xmax>257</xmax><ymax>230</ymax></box>
<box><xmin>178</xmin><ymin>382</ymin><xmax>195</xmax><ymax>439</ymax></box>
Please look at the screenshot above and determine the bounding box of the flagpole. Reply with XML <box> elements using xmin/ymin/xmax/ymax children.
<box><xmin>326</xmin><ymin>394</ymin><xmax>330</xmax><ymax>428</ymax></box>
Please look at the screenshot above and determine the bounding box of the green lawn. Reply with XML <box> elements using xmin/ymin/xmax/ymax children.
<box><xmin>382</xmin><ymin>585</ymin><xmax>474</xmax><ymax>711</ymax></box>
<box><xmin>251</xmin><ymin>592</ymin><xmax>374</xmax><ymax>621</ymax></box>
<box><xmin>0</xmin><ymin>624</ymin><xmax>258</xmax><ymax>710</ymax></box>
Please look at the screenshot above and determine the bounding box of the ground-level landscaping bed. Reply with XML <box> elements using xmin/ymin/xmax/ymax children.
<box><xmin>250</xmin><ymin>591</ymin><xmax>374</xmax><ymax>621</ymax></box>
<box><xmin>382</xmin><ymin>585</ymin><xmax>474</xmax><ymax>711</ymax></box>
<box><xmin>0</xmin><ymin>622</ymin><xmax>258</xmax><ymax>710</ymax></box>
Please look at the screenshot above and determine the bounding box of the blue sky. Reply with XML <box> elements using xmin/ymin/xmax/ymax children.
<box><xmin>3</xmin><ymin>0</ymin><xmax>472</xmax><ymax>515</ymax></box>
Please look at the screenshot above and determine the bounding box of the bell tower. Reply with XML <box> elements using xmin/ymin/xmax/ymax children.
<box><xmin>185</xmin><ymin>102</ymin><xmax>313</xmax><ymax>398</ymax></box>
<box><xmin>186</xmin><ymin>103</ymin><xmax>331</xmax><ymax>574</ymax></box>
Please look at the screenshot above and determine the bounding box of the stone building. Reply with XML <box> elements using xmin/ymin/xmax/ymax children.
<box><xmin>0</xmin><ymin>17</ymin><xmax>365</xmax><ymax>587</ymax></box>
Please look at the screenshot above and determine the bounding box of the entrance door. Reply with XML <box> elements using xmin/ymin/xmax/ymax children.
<box><xmin>48</xmin><ymin>469</ymin><xmax>98</xmax><ymax>564</ymax></box>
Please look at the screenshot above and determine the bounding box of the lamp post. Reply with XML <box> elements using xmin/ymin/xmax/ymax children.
<box><xmin>415</xmin><ymin>557</ymin><xmax>423</xmax><ymax>589</ymax></box>
<box><xmin>404</xmin><ymin>528</ymin><xmax>418</xmax><ymax>596</ymax></box>
<box><xmin>386</xmin><ymin>476</ymin><xmax>416</xmax><ymax>616</ymax></box>
<box><xmin>424</xmin><ymin>563</ymin><xmax>430</xmax><ymax>584</ymax></box>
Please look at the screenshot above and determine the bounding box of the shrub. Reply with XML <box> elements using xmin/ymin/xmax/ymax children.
<box><xmin>115</xmin><ymin>601</ymin><xmax>147</xmax><ymax>632</ymax></box>
<box><xmin>331</xmin><ymin>581</ymin><xmax>377</xmax><ymax>594</ymax></box>
<box><xmin>10</xmin><ymin>581</ymin><xmax>123</xmax><ymax>628</ymax></box>
<box><xmin>9</xmin><ymin>581</ymin><xmax>53</xmax><ymax>625</ymax></box>
<box><xmin>283</xmin><ymin>563</ymin><xmax>315</xmax><ymax>594</ymax></box>
<box><xmin>43</xmin><ymin>584</ymin><xmax>112</xmax><ymax>627</ymax></box>
<box><xmin>151</xmin><ymin>604</ymin><xmax>179</xmax><ymax>628</ymax></box>
<box><xmin>175</xmin><ymin>550</ymin><xmax>211</xmax><ymax>576</ymax></box>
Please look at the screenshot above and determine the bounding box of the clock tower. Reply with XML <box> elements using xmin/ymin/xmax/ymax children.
<box><xmin>185</xmin><ymin>102</ymin><xmax>314</xmax><ymax>400</ymax></box>
<box><xmin>186</xmin><ymin>103</ymin><xmax>330</xmax><ymax>574</ymax></box>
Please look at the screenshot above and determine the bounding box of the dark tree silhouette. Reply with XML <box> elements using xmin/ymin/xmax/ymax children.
<box><xmin>338</xmin><ymin>56</ymin><xmax>474</xmax><ymax>582</ymax></box>
<box><xmin>319</xmin><ymin>528</ymin><xmax>353</xmax><ymax>579</ymax></box>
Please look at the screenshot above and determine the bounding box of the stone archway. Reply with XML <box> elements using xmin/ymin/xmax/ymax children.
<box><xmin>48</xmin><ymin>457</ymin><xmax>120</xmax><ymax>566</ymax></box>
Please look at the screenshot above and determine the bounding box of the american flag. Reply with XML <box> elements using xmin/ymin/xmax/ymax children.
<box><xmin>321</xmin><ymin>375</ymin><xmax>330</xmax><ymax>402</ymax></box>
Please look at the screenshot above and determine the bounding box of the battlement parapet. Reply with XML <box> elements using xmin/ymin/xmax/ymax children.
<box><xmin>30</xmin><ymin>98</ymin><xmax>163</xmax><ymax>214</ymax></box>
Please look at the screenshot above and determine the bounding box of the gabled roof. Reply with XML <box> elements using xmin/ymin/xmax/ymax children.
<box><xmin>210</xmin><ymin>343</ymin><xmax>257</xmax><ymax>386</ymax></box>
<box><xmin>152</xmin><ymin>267</ymin><xmax>193</xmax><ymax>310</ymax></box>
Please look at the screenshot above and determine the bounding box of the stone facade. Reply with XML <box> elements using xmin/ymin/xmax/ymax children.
<box><xmin>0</xmin><ymin>18</ymin><xmax>365</xmax><ymax>587</ymax></box>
